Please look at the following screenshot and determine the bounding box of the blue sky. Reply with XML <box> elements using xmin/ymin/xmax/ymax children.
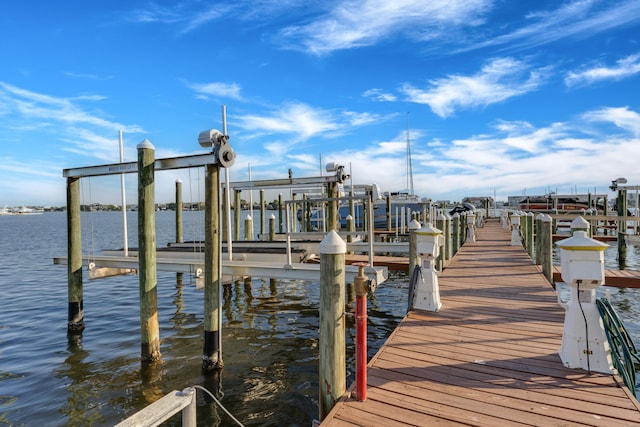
<box><xmin>1</xmin><ymin>0</ymin><xmax>640</xmax><ymax>206</ymax></box>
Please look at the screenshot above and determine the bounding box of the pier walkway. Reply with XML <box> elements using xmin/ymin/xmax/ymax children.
<box><xmin>321</xmin><ymin>219</ymin><xmax>640</xmax><ymax>426</ymax></box>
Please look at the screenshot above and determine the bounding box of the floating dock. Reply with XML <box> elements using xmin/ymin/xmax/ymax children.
<box><xmin>321</xmin><ymin>219</ymin><xmax>640</xmax><ymax>426</ymax></box>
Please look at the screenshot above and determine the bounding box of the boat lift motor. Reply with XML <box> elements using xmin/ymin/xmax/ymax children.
<box><xmin>412</xmin><ymin>223</ymin><xmax>444</xmax><ymax>312</ymax></box>
<box><xmin>556</xmin><ymin>230</ymin><xmax>614</xmax><ymax>373</ymax></box>
<box><xmin>510</xmin><ymin>212</ymin><xmax>521</xmax><ymax>246</ymax></box>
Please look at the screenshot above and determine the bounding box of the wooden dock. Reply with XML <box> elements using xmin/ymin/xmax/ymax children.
<box><xmin>321</xmin><ymin>219</ymin><xmax>640</xmax><ymax>426</ymax></box>
<box><xmin>346</xmin><ymin>248</ymin><xmax>640</xmax><ymax>289</ymax></box>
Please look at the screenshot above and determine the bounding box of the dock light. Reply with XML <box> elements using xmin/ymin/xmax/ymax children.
<box><xmin>411</xmin><ymin>223</ymin><xmax>443</xmax><ymax>312</ymax></box>
<box><xmin>556</xmin><ymin>230</ymin><xmax>613</xmax><ymax>374</ymax></box>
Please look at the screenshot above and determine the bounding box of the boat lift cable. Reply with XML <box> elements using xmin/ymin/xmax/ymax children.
<box><xmin>577</xmin><ymin>282</ymin><xmax>591</xmax><ymax>374</ymax></box>
<box><xmin>596</xmin><ymin>297</ymin><xmax>640</xmax><ymax>397</ymax></box>
<box><xmin>192</xmin><ymin>385</ymin><xmax>245</xmax><ymax>426</ymax></box>
<box><xmin>407</xmin><ymin>264</ymin><xmax>422</xmax><ymax>312</ymax></box>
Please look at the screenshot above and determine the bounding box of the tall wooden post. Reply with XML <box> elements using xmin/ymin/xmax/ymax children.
<box><xmin>234</xmin><ymin>189</ymin><xmax>241</xmax><ymax>241</ymax></box>
<box><xmin>175</xmin><ymin>179</ymin><xmax>183</xmax><ymax>244</ymax></box>
<box><xmin>540</xmin><ymin>214</ymin><xmax>553</xmax><ymax>285</ymax></box>
<box><xmin>278</xmin><ymin>193</ymin><xmax>283</xmax><ymax>233</ymax></box>
<box><xmin>244</xmin><ymin>215</ymin><xmax>254</xmax><ymax>241</ymax></box>
<box><xmin>269</xmin><ymin>214</ymin><xmax>276</xmax><ymax>241</ymax></box>
<box><xmin>535</xmin><ymin>214</ymin><xmax>543</xmax><ymax>265</ymax></box>
<box><xmin>618</xmin><ymin>189</ymin><xmax>627</xmax><ymax>268</ymax></box>
<box><xmin>137</xmin><ymin>139</ymin><xmax>160</xmax><ymax>362</ymax></box>
<box><xmin>327</xmin><ymin>182</ymin><xmax>338</xmax><ymax>231</ymax></box>
<box><xmin>386</xmin><ymin>195</ymin><xmax>392</xmax><ymax>231</ymax></box>
<box><xmin>443</xmin><ymin>214</ymin><xmax>451</xmax><ymax>260</ymax></box>
<box><xmin>527</xmin><ymin>212</ymin><xmax>535</xmax><ymax>259</ymax></box>
<box><xmin>319</xmin><ymin>230</ymin><xmax>346</xmax><ymax>420</ymax></box>
<box><xmin>259</xmin><ymin>189</ymin><xmax>265</xmax><ymax>235</ymax></box>
<box><xmin>408</xmin><ymin>219</ymin><xmax>421</xmax><ymax>275</ymax></box>
<box><xmin>436</xmin><ymin>214</ymin><xmax>445</xmax><ymax>271</ymax></box>
<box><xmin>451</xmin><ymin>213</ymin><xmax>460</xmax><ymax>256</ymax></box>
<box><xmin>67</xmin><ymin>176</ymin><xmax>84</xmax><ymax>333</ymax></box>
<box><xmin>203</xmin><ymin>162</ymin><xmax>223</xmax><ymax>371</ymax></box>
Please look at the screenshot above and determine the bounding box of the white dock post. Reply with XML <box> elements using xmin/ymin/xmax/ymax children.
<box><xmin>412</xmin><ymin>223</ymin><xmax>443</xmax><ymax>312</ymax></box>
<box><xmin>510</xmin><ymin>212</ymin><xmax>522</xmax><ymax>245</ymax></box>
<box><xmin>557</xmin><ymin>231</ymin><xmax>612</xmax><ymax>373</ymax></box>
<box><xmin>466</xmin><ymin>213</ymin><xmax>476</xmax><ymax>243</ymax></box>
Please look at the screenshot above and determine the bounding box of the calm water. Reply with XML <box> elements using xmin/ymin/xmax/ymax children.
<box><xmin>2</xmin><ymin>212</ymin><xmax>640</xmax><ymax>426</ymax></box>
<box><xmin>0</xmin><ymin>211</ymin><xmax>409</xmax><ymax>426</ymax></box>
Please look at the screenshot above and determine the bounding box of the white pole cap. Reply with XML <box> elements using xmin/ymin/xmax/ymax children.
<box><xmin>320</xmin><ymin>230</ymin><xmax>346</xmax><ymax>254</ymax></box>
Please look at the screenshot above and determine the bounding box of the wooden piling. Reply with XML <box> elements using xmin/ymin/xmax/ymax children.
<box><xmin>203</xmin><ymin>162</ymin><xmax>223</xmax><ymax>371</ymax></box>
<box><xmin>175</xmin><ymin>179</ymin><xmax>183</xmax><ymax>244</ymax></box>
<box><xmin>436</xmin><ymin>214</ymin><xmax>445</xmax><ymax>271</ymax></box>
<box><xmin>540</xmin><ymin>214</ymin><xmax>553</xmax><ymax>284</ymax></box>
<box><xmin>234</xmin><ymin>189</ymin><xmax>241</xmax><ymax>241</ymax></box>
<box><xmin>137</xmin><ymin>139</ymin><xmax>161</xmax><ymax>363</ymax></box>
<box><xmin>408</xmin><ymin>219</ymin><xmax>421</xmax><ymax>275</ymax></box>
<box><xmin>526</xmin><ymin>212</ymin><xmax>535</xmax><ymax>258</ymax></box>
<box><xmin>386</xmin><ymin>195</ymin><xmax>392</xmax><ymax>231</ymax></box>
<box><xmin>327</xmin><ymin>182</ymin><xmax>339</xmax><ymax>231</ymax></box>
<box><xmin>319</xmin><ymin>230</ymin><xmax>346</xmax><ymax>420</ymax></box>
<box><xmin>260</xmin><ymin>189</ymin><xmax>265</xmax><ymax>235</ymax></box>
<box><xmin>67</xmin><ymin>176</ymin><xmax>84</xmax><ymax>333</ymax></box>
<box><xmin>451</xmin><ymin>213</ymin><xmax>460</xmax><ymax>256</ymax></box>
<box><xmin>278</xmin><ymin>193</ymin><xmax>283</xmax><ymax>233</ymax></box>
<box><xmin>244</xmin><ymin>215</ymin><xmax>253</xmax><ymax>241</ymax></box>
<box><xmin>618</xmin><ymin>189</ymin><xmax>628</xmax><ymax>267</ymax></box>
<box><xmin>269</xmin><ymin>214</ymin><xmax>276</xmax><ymax>241</ymax></box>
<box><xmin>443</xmin><ymin>214</ymin><xmax>451</xmax><ymax>260</ymax></box>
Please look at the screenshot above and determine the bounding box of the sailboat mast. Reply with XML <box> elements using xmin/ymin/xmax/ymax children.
<box><xmin>406</xmin><ymin>112</ymin><xmax>414</xmax><ymax>196</ymax></box>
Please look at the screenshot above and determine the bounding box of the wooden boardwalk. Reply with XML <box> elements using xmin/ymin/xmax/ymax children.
<box><xmin>321</xmin><ymin>219</ymin><xmax>640</xmax><ymax>426</ymax></box>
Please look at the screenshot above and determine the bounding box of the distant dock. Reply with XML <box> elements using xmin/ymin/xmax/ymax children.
<box><xmin>321</xmin><ymin>219</ymin><xmax>640</xmax><ymax>426</ymax></box>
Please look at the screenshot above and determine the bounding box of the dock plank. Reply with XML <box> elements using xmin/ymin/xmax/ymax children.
<box><xmin>321</xmin><ymin>219</ymin><xmax>640</xmax><ymax>426</ymax></box>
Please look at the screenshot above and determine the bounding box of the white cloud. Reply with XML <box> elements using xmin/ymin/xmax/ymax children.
<box><xmin>401</xmin><ymin>58</ymin><xmax>546</xmax><ymax>118</ymax></box>
<box><xmin>362</xmin><ymin>88</ymin><xmax>397</xmax><ymax>102</ymax></box>
<box><xmin>565</xmin><ymin>53</ymin><xmax>640</xmax><ymax>86</ymax></box>
<box><xmin>236</xmin><ymin>102</ymin><xmax>338</xmax><ymax>138</ymax></box>
<box><xmin>0</xmin><ymin>82</ymin><xmax>145</xmax><ymax>167</ymax></box>
<box><xmin>461</xmin><ymin>0</ymin><xmax>640</xmax><ymax>52</ymax></box>
<box><xmin>233</xmin><ymin>102</ymin><xmax>390</xmax><ymax>155</ymax></box>
<box><xmin>583</xmin><ymin>106</ymin><xmax>640</xmax><ymax>137</ymax></box>
<box><xmin>277</xmin><ymin>0</ymin><xmax>491</xmax><ymax>55</ymax></box>
<box><xmin>187</xmin><ymin>81</ymin><xmax>244</xmax><ymax>101</ymax></box>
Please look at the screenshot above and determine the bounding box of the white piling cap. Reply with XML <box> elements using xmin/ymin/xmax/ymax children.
<box><xmin>346</xmin><ymin>214</ymin><xmax>353</xmax><ymax>220</ymax></box>
<box><xmin>571</xmin><ymin>216</ymin><xmax>589</xmax><ymax>229</ymax></box>
<box><xmin>416</xmin><ymin>222</ymin><xmax>442</xmax><ymax>236</ymax></box>
<box><xmin>408</xmin><ymin>219</ymin><xmax>421</xmax><ymax>230</ymax></box>
<box><xmin>320</xmin><ymin>230</ymin><xmax>346</xmax><ymax>254</ymax></box>
<box><xmin>269</xmin><ymin>213</ymin><xmax>276</xmax><ymax>219</ymax></box>
<box><xmin>137</xmin><ymin>138</ymin><xmax>154</xmax><ymax>150</ymax></box>
<box><xmin>556</xmin><ymin>230</ymin><xmax>608</xmax><ymax>251</ymax></box>
<box><xmin>245</xmin><ymin>215</ymin><xmax>252</xmax><ymax>220</ymax></box>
